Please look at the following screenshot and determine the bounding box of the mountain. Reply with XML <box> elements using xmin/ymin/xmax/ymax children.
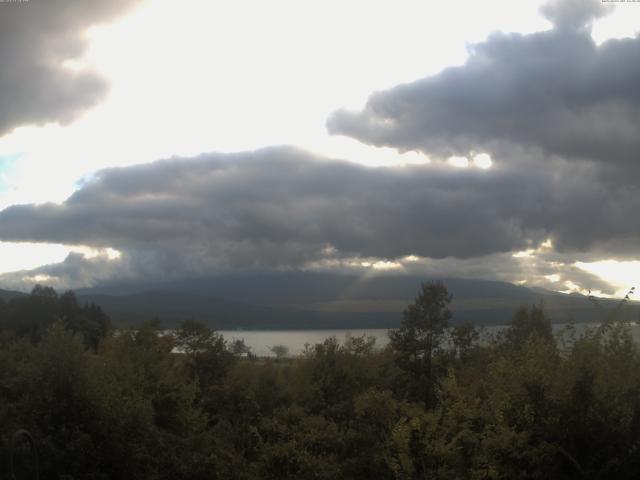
<box><xmin>0</xmin><ymin>288</ymin><xmax>26</xmax><ymax>302</ymax></box>
<box><xmin>75</xmin><ymin>273</ymin><xmax>640</xmax><ymax>329</ymax></box>
<box><xmin>79</xmin><ymin>273</ymin><xmax>539</xmax><ymax>303</ymax></box>
<box><xmin>77</xmin><ymin>289</ymin><xmax>399</xmax><ymax>329</ymax></box>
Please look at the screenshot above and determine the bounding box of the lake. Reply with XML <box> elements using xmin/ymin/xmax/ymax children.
<box><xmin>219</xmin><ymin>322</ymin><xmax>640</xmax><ymax>357</ymax></box>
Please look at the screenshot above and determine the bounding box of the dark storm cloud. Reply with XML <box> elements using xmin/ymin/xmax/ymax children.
<box><xmin>326</xmin><ymin>3</ymin><xmax>640</xmax><ymax>170</ymax></box>
<box><xmin>0</xmin><ymin>0</ymin><xmax>140</xmax><ymax>136</ymax></box>
<box><xmin>0</xmin><ymin>146</ymin><xmax>638</xmax><ymax>279</ymax></box>
<box><xmin>0</xmin><ymin>147</ymin><xmax>539</xmax><ymax>262</ymax></box>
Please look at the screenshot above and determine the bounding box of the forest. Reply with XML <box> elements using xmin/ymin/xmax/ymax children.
<box><xmin>1</xmin><ymin>282</ymin><xmax>639</xmax><ymax>479</ymax></box>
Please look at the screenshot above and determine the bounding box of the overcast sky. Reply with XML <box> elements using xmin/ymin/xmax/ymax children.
<box><xmin>0</xmin><ymin>0</ymin><xmax>638</xmax><ymax>296</ymax></box>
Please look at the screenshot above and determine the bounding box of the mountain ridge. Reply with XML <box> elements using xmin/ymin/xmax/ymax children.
<box><xmin>5</xmin><ymin>273</ymin><xmax>637</xmax><ymax>329</ymax></box>
<box><xmin>70</xmin><ymin>273</ymin><xmax>638</xmax><ymax>329</ymax></box>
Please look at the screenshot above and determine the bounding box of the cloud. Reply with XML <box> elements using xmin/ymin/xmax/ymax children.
<box><xmin>0</xmin><ymin>241</ymin><xmax>617</xmax><ymax>295</ymax></box>
<box><xmin>0</xmin><ymin>145</ymin><xmax>638</xmax><ymax>291</ymax></box>
<box><xmin>540</xmin><ymin>0</ymin><xmax>613</xmax><ymax>32</ymax></box>
<box><xmin>0</xmin><ymin>0</ymin><xmax>635</xmax><ymax>295</ymax></box>
<box><xmin>0</xmin><ymin>0</ymin><xmax>141</xmax><ymax>137</ymax></box>
<box><xmin>0</xmin><ymin>146</ymin><xmax>540</xmax><ymax>259</ymax></box>
<box><xmin>326</xmin><ymin>6</ymin><xmax>639</xmax><ymax>172</ymax></box>
<box><xmin>324</xmin><ymin>0</ymin><xmax>640</xmax><ymax>296</ymax></box>
<box><xmin>0</xmin><ymin>252</ymin><xmax>128</xmax><ymax>292</ymax></box>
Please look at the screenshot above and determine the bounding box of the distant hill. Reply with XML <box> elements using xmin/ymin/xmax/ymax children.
<box><xmin>79</xmin><ymin>273</ymin><xmax>538</xmax><ymax>303</ymax></box>
<box><xmin>0</xmin><ymin>288</ymin><xmax>26</xmax><ymax>302</ymax></box>
<box><xmin>77</xmin><ymin>290</ymin><xmax>399</xmax><ymax>330</ymax></box>
<box><xmin>75</xmin><ymin>273</ymin><xmax>640</xmax><ymax>329</ymax></box>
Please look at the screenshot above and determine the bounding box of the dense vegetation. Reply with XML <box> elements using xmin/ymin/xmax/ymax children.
<box><xmin>1</xmin><ymin>282</ymin><xmax>639</xmax><ymax>479</ymax></box>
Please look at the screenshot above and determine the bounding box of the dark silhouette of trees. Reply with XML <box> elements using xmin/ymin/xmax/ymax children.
<box><xmin>389</xmin><ymin>280</ymin><xmax>452</xmax><ymax>408</ymax></box>
<box><xmin>504</xmin><ymin>302</ymin><xmax>553</xmax><ymax>348</ymax></box>
<box><xmin>0</xmin><ymin>285</ymin><xmax>111</xmax><ymax>348</ymax></box>
<box><xmin>2</xmin><ymin>282</ymin><xmax>640</xmax><ymax>479</ymax></box>
<box><xmin>269</xmin><ymin>344</ymin><xmax>289</xmax><ymax>360</ymax></box>
<box><xmin>174</xmin><ymin>318</ymin><xmax>234</xmax><ymax>393</ymax></box>
<box><xmin>450</xmin><ymin>321</ymin><xmax>480</xmax><ymax>359</ymax></box>
<box><xmin>230</xmin><ymin>338</ymin><xmax>251</xmax><ymax>357</ymax></box>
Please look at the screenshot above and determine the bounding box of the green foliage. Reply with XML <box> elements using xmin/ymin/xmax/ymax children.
<box><xmin>174</xmin><ymin>318</ymin><xmax>234</xmax><ymax>390</ymax></box>
<box><xmin>299</xmin><ymin>335</ymin><xmax>383</xmax><ymax>423</ymax></box>
<box><xmin>269</xmin><ymin>344</ymin><xmax>289</xmax><ymax>360</ymax></box>
<box><xmin>2</xmin><ymin>283</ymin><xmax>640</xmax><ymax>479</ymax></box>
<box><xmin>0</xmin><ymin>285</ymin><xmax>111</xmax><ymax>348</ymax></box>
<box><xmin>450</xmin><ymin>321</ymin><xmax>480</xmax><ymax>359</ymax></box>
<box><xmin>502</xmin><ymin>303</ymin><xmax>553</xmax><ymax>348</ymax></box>
<box><xmin>389</xmin><ymin>281</ymin><xmax>452</xmax><ymax>408</ymax></box>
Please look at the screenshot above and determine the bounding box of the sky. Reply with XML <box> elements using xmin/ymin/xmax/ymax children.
<box><xmin>0</xmin><ymin>0</ymin><xmax>638</xmax><ymax>297</ymax></box>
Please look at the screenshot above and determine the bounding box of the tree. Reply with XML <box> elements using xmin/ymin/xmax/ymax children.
<box><xmin>270</xmin><ymin>344</ymin><xmax>289</xmax><ymax>360</ymax></box>
<box><xmin>504</xmin><ymin>302</ymin><xmax>553</xmax><ymax>348</ymax></box>
<box><xmin>4</xmin><ymin>285</ymin><xmax>59</xmax><ymax>341</ymax></box>
<box><xmin>59</xmin><ymin>291</ymin><xmax>112</xmax><ymax>350</ymax></box>
<box><xmin>174</xmin><ymin>319</ymin><xmax>233</xmax><ymax>388</ymax></box>
<box><xmin>389</xmin><ymin>281</ymin><xmax>452</xmax><ymax>409</ymax></box>
<box><xmin>0</xmin><ymin>286</ymin><xmax>111</xmax><ymax>348</ymax></box>
<box><xmin>450</xmin><ymin>321</ymin><xmax>479</xmax><ymax>359</ymax></box>
<box><xmin>230</xmin><ymin>338</ymin><xmax>252</xmax><ymax>357</ymax></box>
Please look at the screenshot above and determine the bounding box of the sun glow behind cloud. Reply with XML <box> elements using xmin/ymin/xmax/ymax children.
<box><xmin>0</xmin><ymin>0</ymin><xmax>638</xmax><ymax>292</ymax></box>
<box><xmin>0</xmin><ymin>242</ymin><xmax>121</xmax><ymax>278</ymax></box>
<box><xmin>0</xmin><ymin>0</ymin><xmax>548</xmax><ymax>277</ymax></box>
<box><xmin>473</xmin><ymin>153</ymin><xmax>493</xmax><ymax>169</ymax></box>
<box><xmin>448</xmin><ymin>156</ymin><xmax>470</xmax><ymax>168</ymax></box>
<box><xmin>576</xmin><ymin>260</ymin><xmax>640</xmax><ymax>299</ymax></box>
<box><xmin>0</xmin><ymin>243</ymin><xmax>72</xmax><ymax>275</ymax></box>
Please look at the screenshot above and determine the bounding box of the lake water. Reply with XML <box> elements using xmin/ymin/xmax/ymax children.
<box><xmin>219</xmin><ymin>323</ymin><xmax>640</xmax><ymax>357</ymax></box>
<box><xmin>219</xmin><ymin>329</ymin><xmax>392</xmax><ymax>357</ymax></box>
